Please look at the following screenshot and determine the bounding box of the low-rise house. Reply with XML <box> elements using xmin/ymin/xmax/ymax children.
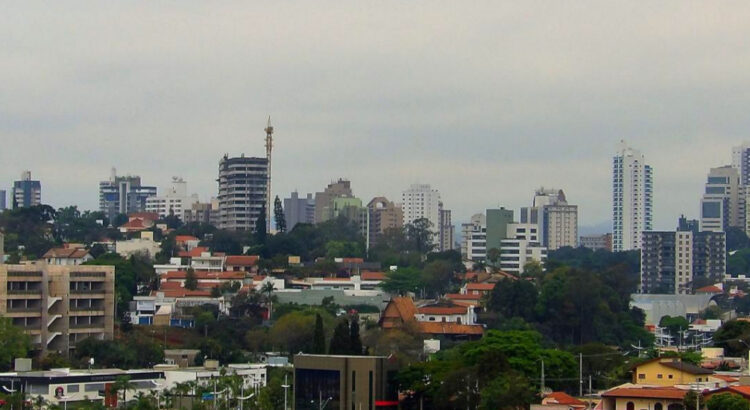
<box><xmin>540</xmin><ymin>392</ymin><xmax>586</xmax><ymax>409</ymax></box>
<box><xmin>379</xmin><ymin>297</ymin><xmax>483</xmax><ymax>339</ymax></box>
<box><xmin>600</xmin><ymin>384</ymin><xmax>688</xmax><ymax>410</ymax></box>
<box><xmin>225</xmin><ymin>255</ymin><xmax>259</xmax><ymax>272</ymax></box>
<box><xmin>460</xmin><ymin>282</ymin><xmax>496</xmax><ymax>297</ymax></box>
<box><xmin>43</xmin><ymin>246</ymin><xmax>92</xmax><ymax>265</ymax></box>
<box><xmin>632</xmin><ymin>358</ymin><xmax>714</xmax><ymax>386</ymax></box>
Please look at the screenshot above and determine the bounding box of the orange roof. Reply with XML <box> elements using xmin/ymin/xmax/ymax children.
<box><xmin>602</xmin><ymin>387</ymin><xmax>687</xmax><ymax>400</ymax></box>
<box><xmin>129</xmin><ymin>212</ymin><xmax>160</xmax><ymax>221</ymax></box>
<box><xmin>43</xmin><ymin>247</ymin><xmax>90</xmax><ymax>259</ymax></box>
<box><xmin>445</xmin><ymin>293</ymin><xmax>482</xmax><ymax>300</ymax></box>
<box><xmin>162</xmin><ymin>271</ymin><xmax>245</xmax><ymax>280</ymax></box>
<box><xmin>159</xmin><ymin>282</ymin><xmax>183</xmax><ymax>290</ymax></box>
<box><xmin>418</xmin><ymin>322</ymin><xmax>484</xmax><ymax>336</ymax></box>
<box><xmin>711</xmin><ymin>374</ymin><xmax>739</xmax><ymax>383</ymax></box>
<box><xmin>716</xmin><ymin>385</ymin><xmax>750</xmax><ymax>398</ymax></box>
<box><xmin>120</xmin><ymin>218</ymin><xmax>150</xmax><ymax>230</ymax></box>
<box><xmin>543</xmin><ymin>392</ymin><xmax>586</xmax><ymax>406</ymax></box>
<box><xmin>177</xmin><ymin>247</ymin><xmax>210</xmax><ymax>258</ymax></box>
<box><xmin>466</xmin><ymin>283</ymin><xmax>495</xmax><ymax>291</ymax></box>
<box><xmin>252</xmin><ymin>275</ymin><xmax>267</xmax><ymax>281</ymax></box>
<box><xmin>361</xmin><ymin>272</ymin><xmax>387</xmax><ymax>281</ymax></box>
<box><xmin>175</xmin><ymin>235</ymin><xmax>199</xmax><ymax>243</ymax></box>
<box><xmin>418</xmin><ymin>306</ymin><xmax>468</xmax><ymax>315</ymax></box>
<box><xmin>225</xmin><ymin>255</ymin><xmax>259</xmax><ymax>266</ymax></box>
<box><xmin>340</xmin><ymin>258</ymin><xmax>364</xmax><ymax>263</ymax></box>
<box><xmin>383</xmin><ymin>297</ymin><xmax>420</xmax><ymax>322</ymax></box>
<box><xmin>696</xmin><ymin>285</ymin><xmax>723</xmax><ymax>294</ymax></box>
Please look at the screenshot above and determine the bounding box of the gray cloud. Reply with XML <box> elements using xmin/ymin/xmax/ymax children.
<box><xmin>2</xmin><ymin>2</ymin><xmax>750</xmax><ymax>230</ymax></box>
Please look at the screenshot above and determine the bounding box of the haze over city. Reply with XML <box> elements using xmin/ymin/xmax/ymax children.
<box><xmin>3</xmin><ymin>2</ymin><xmax>750</xmax><ymax>230</ymax></box>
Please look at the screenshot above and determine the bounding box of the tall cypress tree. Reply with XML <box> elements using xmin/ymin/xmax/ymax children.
<box><xmin>254</xmin><ymin>203</ymin><xmax>267</xmax><ymax>245</ymax></box>
<box><xmin>274</xmin><ymin>196</ymin><xmax>286</xmax><ymax>233</ymax></box>
<box><xmin>312</xmin><ymin>313</ymin><xmax>325</xmax><ymax>354</ymax></box>
<box><xmin>349</xmin><ymin>315</ymin><xmax>363</xmax><ymax>355</ymax></box>
<box><xmin>328</xmin><ymin>318</ymin><xmax>351</xmax><ymax>355</ymax></box>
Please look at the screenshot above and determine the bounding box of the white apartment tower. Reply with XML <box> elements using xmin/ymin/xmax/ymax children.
<box><xmin>460</xmin><ymin>213</ymin><xmax>487</xmax><ymax>262</ymax></box>
<box><xmin>145</xmin><ymin>177</ymin><xmax>199</xmax><ymax>220</ymax></box>
<box><xmin>700</xmin><ymin>166</ymin><xmax>744</xmax><ymax>232</ymax></box>
<box><xmin>521</xmin><ymin>188</ymin><xmax>578</xmax><ymax>250</ymax></box>
<box><xmin>401</xmin><ymin>184</ymin><xmax>454</xmax><ymax>251</ymax></box>
<box><xmin>612</xmin><ymin>141</ymin><xmax>653</xmax><ymax>252</ymax></box>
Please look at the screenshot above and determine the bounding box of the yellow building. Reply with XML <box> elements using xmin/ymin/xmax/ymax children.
<box><xmin>632</xmin><ymin>358</ymin><xmax>713</xmax><ymax>386</ymax></box>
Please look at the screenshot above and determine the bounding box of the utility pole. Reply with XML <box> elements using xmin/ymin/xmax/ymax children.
<box><xmin>579</xmin><ymin>353</ymin><xmax>583</xmax><ymax>398</ymax></box>
<box><xmin>264</xmin><ymin>117</ymin><xmax>273</xmax><ymax>233</ymax></box>
<box><xmin>540</xmin><ymin>359</ymin><xmax>545</xmax><ymax>396</ymax></box>
<box><xmin>282</xmin><ymin>374</ymin><xmax>289</xmax><ymax>410</ymax></box>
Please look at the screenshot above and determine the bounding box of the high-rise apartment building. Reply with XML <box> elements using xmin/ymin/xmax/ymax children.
<box><xmin>145</xmin><ymin>177</ymin><xmax>199</xmax><ymax>220</ymax></box>
<box><xmin>284</xmin><ymin>191</ymin><xmax>315</xmax><ymax>231</ymax></box>
<box><xmin>485</xmin><ymin>208</ymin><xmax>514</xmax><ymax>253</ymax></box>
<box><xmin>13</xmin><ymin>171</ymin><xmax>42</xmax><ymax>208</ymax></box>
<box><xmin>0</xmin><ymin>264</ymin><xmax>115</xmax><ymax>356</ymax></box>
<box><xmin>217</xmin><ymin>155</ymin><xmax>268</xmax><ymax>231</ymax></box>
<box><xmin>314</xmin><ymin>180</ymin><xmax>354</xmax><ymax>224</ymax></box>
<box><xmin>99</xmin><ymin>168</ymin><xmax>157</xmax><ymax>221</ymax></box>
<box><xmin>460</xmin><ymin>213</ymin><xmax>486</xmax><ymax>262</ymax></box>
<box><xmin>612</xmin><ymin>142</ymin><xmax>653</xmax><ymax>251</ymax></box>
<box><xmin>439</xmin><ymin>208</ymin><xmax>454</xmax><ymax>252</ymax></box>
<box><xmin>367</xmin><ymin>197</ymin><xmax>403</xmax><ymax>248</ymax></box>
<box><xmin>521</xmin><ymin>188</ymin><xmax>578</xmax><ymax>250</ymax></box>
<box><xmin>401</xmin><ymin>184</ymin><xmax>454</xmax><ymax>251</ymax></box>
<box><xmin>183</xmin><ymin>199</ymin><xmax>220</xmax><ymax>227</ymax></box>
<box><xmin>732</xmin><ymin>142</ymin><xmax>750</xmax><ymax>186</ymax></box>
<box><xmin>499</xmin><ymin>223</ymin><xmax>547</xmax><ymax>275</ymax></box>
<box><xmin>699</xmin><ymin>165</ymin><xmax>744</xmax><ymax>232</ymax></box>
<box><xmin>579</xmin><ymin>234</ymin><xmax>612</xmax><ymax>251</ymax></box>
<box><xmin>640</xmin><ymin>229</ymin><xmax>725</xmax><ymax>295</ymax></box>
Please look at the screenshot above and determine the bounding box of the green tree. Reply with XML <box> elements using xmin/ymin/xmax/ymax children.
<box><xmin>420</xmin><ymin>260</ymin><xmax>455</xmax><ymax>298</ymax></box>
<box><xmin>329</xmin><ymin>318</ymin><xmax>352</xmax><ymax>354</ymax></box>
<box><xmin>274</xmin><ymin>196</ymin><xmax>286</xmax><ymax>233</ymax></box>
<box><xmin>349</xmin><ymin>316</ymin><xmax>363</xmax><ymax>355</ymax></box>
<box><xmin>405</xmin><ymin>218</ymin><xmax>435</xmax><ymax>255</ymax></box>
<box><xmin>184</xmin><ymin>268</ymin><xmax>198</xmax><ymax>291</ymax></box>
<box><xmin>380</xmin><ymin>267</ymin><xmax>423</xmax><ymax>295</ymax></box>
<box><xmin>0</xmin><ymin>317</ymin><xmax>30</xmax><ymax>371</ymax></box>
<box><xmin>659</xmin><ymin>315</ymin><xmax>690</xmax><ymax>335</ymax></box>
<box><xmin>486</xmin><ymin>248</ymin><xmax>501</xmax><ymax>266</ymax></box>
<box><xmin>312</xmin><ymin>313</ymin><xmax>326</xmax><ymax>354</ymax></box>
<box><xmin>707</xmin><ymin>393</ymin><xmax>750</xmax><ymax>410</ymax></box>
<box><xmin>111</xmin><ymin>375</ymin><xmax>136</xmax><ymax>408</ymax></box>
<box><xmin>683</xmin><ymin>390</ymin><xmax>704</xmax><ymax>410</ymax></box>
<box><xmin>255</xmin><ymin>202</ymin><xmax>267</xmax><ymax>245</ymax></box>
<box><xmin>715</xmin><ymin>320</ymin><xmax>750</xmax><ymax>357</ymax></box>
<box><xmin>488</xmin><ymin>278</ymin><xmax>537</xmax><ymax>322</ymax></box>
<box><xmin>479</xmin><ymin>371</ymin><xmax>536</xmax><ymax>410</ymax></box>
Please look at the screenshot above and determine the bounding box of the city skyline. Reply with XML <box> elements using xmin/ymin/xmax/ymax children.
<box><xmin>2</xmin><ymin>3</ymin><xmax>750</xmax><ymax>230</ymax></box>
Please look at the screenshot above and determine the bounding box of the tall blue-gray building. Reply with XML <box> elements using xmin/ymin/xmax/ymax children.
<box><xmin>13</xmin><ymin>171</ymin><xmax>41</xmax><ymax>208</ymax></box>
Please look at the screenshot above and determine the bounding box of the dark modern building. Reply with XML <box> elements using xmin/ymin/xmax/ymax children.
<box><xmin>284</xmin><ymin>191</ymin><xmax>315</xmax><ymax>231</ymax></box>
<box><xmin>640</xmin><ymin>226</ymin><xmax>725</xmax><ymax>294</ymax></box>
<box><xmin>293</xmin><ymin>354</ymin><xmax>399</xmax><ymax>410</ymax></box>
<box><xmin>13</xmin><ymin>171</ymin><xmax>41</xmax><ymax>208</ymax></box>
<box><xmin>99</xmin><ymin>168</ymin><xmax>157</xmax><ymax>222</ymax></box>
<box><xmin>217</xmin><ymin>155</ymin><xmax>268</xmax><ymax>231</ymax></box>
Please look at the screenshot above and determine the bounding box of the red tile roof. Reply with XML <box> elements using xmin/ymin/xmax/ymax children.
<box><xmin>177</xmin><ymin>247</ymin><xmax>210</xmax><ymax>258</ymax></box>
<box><xmin>162</xmin><ymin>271</ymin><xmax>245</xmax><ymax>280</ymax></box>
<box><xmin>175</xmin><ymin>235</ymin><xmax>199</xmax><ymax>243</ymax></box>
<box><xmin>340</xmin><ymin>258</ymin><xmax>364</xmax><ymax>263</ymax></box>
<box><xmin>711</xmin><ymin>385</ymin><xmax>750</xmax><ymax>398</ymax></box>
<box><xmin>543</xmin><ymin>392</ymin><xmax>586</xmax><ymax>407</ymax></box>
<box><xmin>128</xmin><ymin>212</ymin><xmax>160</xmax><ymax>221</ymax></box>
<box><xmin>418</xmin><ymin>306</ymin><xmax>468</xmax><ymax>315</ymax></box>
<box><xmin>445</xmin><ymin>293</ymin><xmax>482</xmax><ymax>300</ymax></box>
<box><xmin>120</xmin><ymin>218</ymin><xmax>150</xmax><ymax>230</ymax></box>
<box><xmin>361</xmin><ymin>271</ymin><xmax>387</xmax><ymax>281</ymax></box>
<box><xmin>602</xmin><ymin>387</ymin><xmax>687</xmax><ymax>400</ymax></box>
<box><xmin>225</xmin><ymin>255</ymin><xmax>259</xmax><ymax>266</ymax></box>
<box><xmin>696</xmin><ymin>285</ymin><xmax>723</xmax><ymax>294</ymax></box>
<box><xmin>418</xmin><ymin>322</ymin><xmax>484</xmax><ymax>336</ymax></box>
<box><xmin>43</xmin><ymin>247</ymin><xmax>90</xmax><ymax>259</ymax></box>
<box><xmin>466</xmin><ymin>283</ymin><xmax>495</xmax><ymax>291</ymax></box>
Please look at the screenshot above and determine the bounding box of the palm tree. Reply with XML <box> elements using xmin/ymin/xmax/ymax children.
<box><xmin>260</xmin><ymin>281</ymin><xmax>276</xmax><ymax>319</ymax></box>
<box><xmin>111</xmin><ymin>376</ymin><xmax>135</xmax><ymax>409</ymax></box>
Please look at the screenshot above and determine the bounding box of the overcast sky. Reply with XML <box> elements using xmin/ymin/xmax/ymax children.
<box><xmin>2</xmin><ymin>2</ymin><xmax>750</xmax><ymax>231</ymax></box>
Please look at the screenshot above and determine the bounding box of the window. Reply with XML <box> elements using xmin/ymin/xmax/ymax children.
<box><xmin>657</xmin><ymin>374</ymin><xmax>663</xmax><ymax>379</ymax></box>
<box><xmin>626</xmin><ymin>402</ymin><xmax>635</xmax><ymax>410</ymax></box>
<box><xmin>638</xmin><ymin>374</ymin><xmax>645</xmax><ymax>379</ymax></box>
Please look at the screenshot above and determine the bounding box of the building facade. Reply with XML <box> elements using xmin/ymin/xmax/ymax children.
<box><xmin>521</xmin><ymin>188</ymin><xmax>578</xmax><ymax>250</ymax></box>
<box><xmin>284</xmin><ymin>191</ymin><xmax>315</xmax><ymax>231</ymax></box>
<box><xmin>145</xmin><ymin>177</ymin><xmax>199</xmax><ymax>220</ymax></box>
<box><xmin>367</xmin><ymin>197</ymin><xmax>403</xmax><ymax>248</ymax></box>
<box><xmin>640</xmin><ymin>229</ymin><xmax>726</xmax><ymax>294</ymax></box>
<box><xmin>700</xmin><ymin>165</ymin><xmax>744</xmax><ymax>232</ymax></box>
<box><xmin>99</xmin><ymin>168</ymin><xmax>157</xmax><ymax>221</ymax></box>
<box><xmin>499</xmin><ymin>223</ymin><xmax>547</xmax><ymax>275</ymax></box>
<box><xmin>439</xmin><ymin>207</ymin><xmax>454</xmax><ymax>251</ymax></box>
<box><xmin>485</xmin><ymin>208</ymin><xmax>514</xmax><ymax>254</ymax></box>
<box><xmin>13</xmin><ymin>171</ymin><xmax>42</xmax><ymax>208</ymax></box>
<box><xmin>579</xmin><ymin>233</ymin><xmax>612</xmax><ymax>251</ymax></box>
<box><xmin>314</xmin><ymin>179</ymin><xmax>354</xmax><ymax>224</ymax></box>
<box><xmin>0</xmin><ymin>264</ymin><xmax>115</xmax><ymax>356</ymax></box>
<box><xmin>613</xmin><ymin>141</ymin><xmax>653</xmax><ymax>251</ymax></box>
<box><xmin>401</xmin><ymin>183</ymin><xmax>441</xmax><ymax>233</ymax></box>
<box><xmin>217</xmin><ymin>155</ymin><xmax>268</xmax><ymax>231</ymax></box>
<box><xmin>182</xmin><ymin>199</ymin><xmax>220</xmax><ymax>226</ymax></box>
<box><xmin>460</xmin><ymin>213</ymin><xmax>486</xmax><ymax>262</ymax></box>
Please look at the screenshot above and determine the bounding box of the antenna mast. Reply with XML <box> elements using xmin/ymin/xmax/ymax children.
<box><xmin>265</xmin><ymin>117</ymin><xmax>273</xmax><ymax>232</ymax></box>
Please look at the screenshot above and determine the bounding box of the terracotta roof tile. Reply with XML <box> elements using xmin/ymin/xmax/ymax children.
<box><xmin>602</xmin><ymin>387</ymin><xmax>687</xmax><ymax>400</ymax></box>
<box><xmin>225</xmin><ymin>255</ymin><xmax>259</xmax><ymax>266</ymax></box>
<box><xmin>543</xmin><ymin>392</ymin><xmax>586</xmax><ymax>406</ymax></box>
<box><xmin>361</xmin><ymin>272</ymin><xmax>387</xmax><ymax>281</ymax></box>
<box><xmin>466</xmin><ymin>283</ymin><xmax>495</xmax><ymax>291</ymax></box>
